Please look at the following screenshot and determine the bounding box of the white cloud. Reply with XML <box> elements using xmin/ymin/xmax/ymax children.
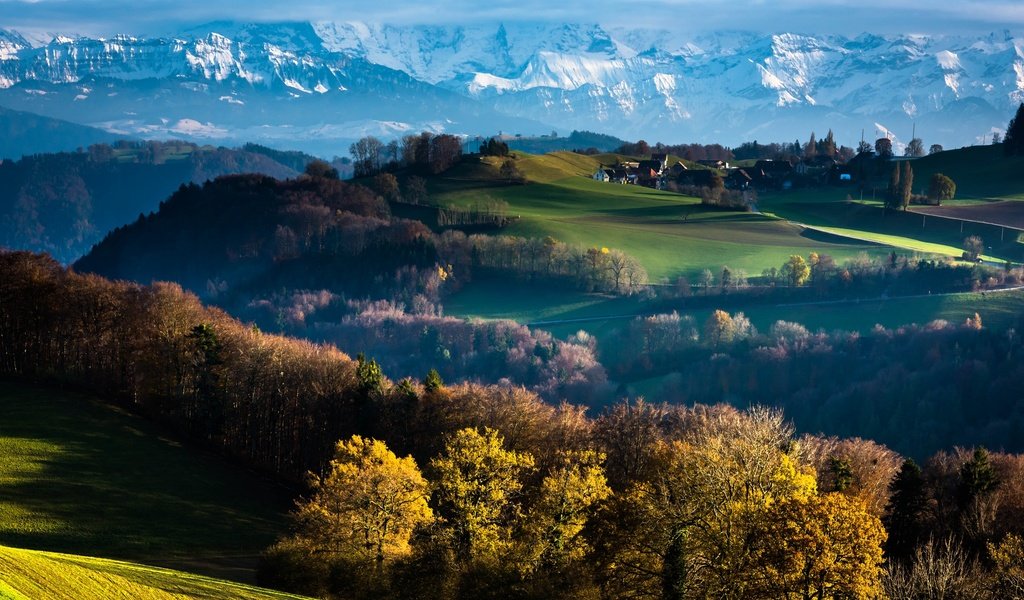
<box><xmin>1</xmin><ymin>0</ymin><xmax>1022</xmax><ymax>36</ymax></box>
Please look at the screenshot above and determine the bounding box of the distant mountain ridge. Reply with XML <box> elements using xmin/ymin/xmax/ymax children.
<box><xmin>0</xmin><ymin>22</ymin><xmax>1021</xmax><ymax>151</ymax></box>
<box><xmin>0</xmin><ymin>141</ymin><xmax>300</xmax><ymax>262</ymax></box>
<box><xmin>0</xmin><ymin>105</ymin><xmax>124</xmax><ymax>159</ymax></box>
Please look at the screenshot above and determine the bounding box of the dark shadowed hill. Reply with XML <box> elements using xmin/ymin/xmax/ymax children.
<box><xmin>0</xmin><ymin>105</ymin><xmax>124</xmax><ymax>160</ymax></box>
<box><xmin>0</xmin><ymin>141</ymin><xmax>300</xmax><ymax>262</ymax></box>
<box><xmin>73</xmin><ymin>172</ymin><xmax>415</xmax><ymax>295</ymax></box>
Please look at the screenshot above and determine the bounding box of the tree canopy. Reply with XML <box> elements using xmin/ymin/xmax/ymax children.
<box><xmin>928</xmin><ymin>173</ymin><xmax>956</xmax><ymax>203</ymax></box>
<box><xmin>293</xmin><ymin>435</ymin><xmax>433</xmax><ymax>567</ymax></box>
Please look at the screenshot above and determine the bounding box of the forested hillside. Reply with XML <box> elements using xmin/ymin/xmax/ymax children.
<box><xmin>0</xmin><ymin>141</ymin><xmax>299</xmax><ymax>262</ymax></box>
<box><xmin>74</xmin><ymin>166</ymin><xmax>649</xmax><ymax>400</ymax></box>
<box><xmin>4</xmin><ymin>250</ymin><xmax>1024</xmax><ymax>599</ymax></box>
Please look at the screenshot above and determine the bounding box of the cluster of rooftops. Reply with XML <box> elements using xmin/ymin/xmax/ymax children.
<box><xmin>593</xmin><ymin>152</ymin><xmax>866</xmax><ymax>192</ymax></box>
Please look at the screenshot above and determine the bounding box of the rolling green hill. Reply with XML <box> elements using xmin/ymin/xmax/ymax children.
<box><xmin>430</xmin><ymin>148</ymin><xmax>1024</xmax><ymax>336</ymax></box>
<box><xmin>429</xmin><ymin>152</ymin><xmax>891</xmax><ymax>281</ymax></box>
<box><xmin>754</xmin><ymin>146</ymin><xmax>1024</xmax><ymax>263</ymax></box>
<box><xmin>910</xmin><ymin>144</ymin><xmax>1024</xmax><ymax>201</ymax></box>
<box><xmin>0</xmin><ymin>545</ymin><xmax>306</xmax><ymax>600</ymax></box>
<box><xmin>0</xmin><ymin>383</ymin><xmax>292</xmax><ymax>583</ymax></box>
<box><xmin>761</xmin><ymin>194</ymin><xmax>1022</xmax><ymax>262</ymax></box>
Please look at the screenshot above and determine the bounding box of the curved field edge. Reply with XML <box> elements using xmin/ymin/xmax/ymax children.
<box><xmin>0</xmin><ymin>545</ymin><xmax>308</xmax><ymax>600</ymax></box>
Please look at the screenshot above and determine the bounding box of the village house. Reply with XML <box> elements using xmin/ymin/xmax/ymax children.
<box><xmin>609</xmin><ymin>168</ymin><xmax>629</xmax><ymax>184</ymax></box>
<box><xmin>667</xmin><ymin>161</ymin><xmax>688</xmax><ymax>178</ymax></box>
<box><xmin>754</xmin><ymin>159</ymin><xmax>795</xmax><ymax>190</ymax></box>
<box><xmin>678</xmin><ymin>169</ymin><xmax>717</xmax><ymax>188</ymax></box>
<box><xmin>636</xmin><ymin>167</ymin><xmax>661</xmax><ymax>188</ymax></box>
<box><xmin>725</xmin><ymin>169</ymin><xmax>753</xmax><ymax>190</ymax></box>
<box><xmin>650</xmin><ymin>152</ymin><xmax>669</xmax><ymax>171</ymax></box>
<box><xmin>638</xmin><ymin>159</ymin><xmax>664</xmax><ymax>176</ymax></box>
<box><xmin>696</xmin><ymin>159</ymin><xmax>729</xmax><ymax>169</ymax></box>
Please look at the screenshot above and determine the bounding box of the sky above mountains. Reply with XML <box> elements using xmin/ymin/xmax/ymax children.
<box><xmin>2</xmin><ymin>0</ymin><xmax>1023</xmax><ymax>37</ymax></box>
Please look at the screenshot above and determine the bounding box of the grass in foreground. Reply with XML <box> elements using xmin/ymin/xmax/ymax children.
<box><xmin>0</xmin><ymin>545</ymin><xmax>306</xmax><ymax>600</ymax></box>
<box><xmin>0</xmin><ymin>383</ymin><xmax>292</xmax><ymax>582</ymax></box>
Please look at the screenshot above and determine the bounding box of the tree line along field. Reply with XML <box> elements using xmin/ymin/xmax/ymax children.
<box><xmin>0</xmin><ymin>383</ymin><xmax>292</xmax><ymax>584</ymax></box>
<box><xmin>446</xmin><ymin>280</ymin><xmax>1024</xmax><ymax>354</ymax></box>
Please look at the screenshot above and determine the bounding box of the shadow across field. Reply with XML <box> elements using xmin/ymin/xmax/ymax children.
<box><xmin>0</xmin><ymin>383</ymin><xmax>293</xmax><ymax>583</ymax></box>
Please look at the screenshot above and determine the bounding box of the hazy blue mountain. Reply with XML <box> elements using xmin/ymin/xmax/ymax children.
<box><xmin>0</xmin><ymin>105</ymin><xmax>125</xmax><ymax>159</ymax></box>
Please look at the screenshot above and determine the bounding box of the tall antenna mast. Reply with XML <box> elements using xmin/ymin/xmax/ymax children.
<box><xmin>911</xmin><ymin>122</ymin><xmax>916</xmax><ymax>141</ymax></box>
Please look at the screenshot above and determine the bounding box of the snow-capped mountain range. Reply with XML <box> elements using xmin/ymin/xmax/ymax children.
<box><xmin>1</xmin><ymin>21</ymin><xmax>1022</xmax><ymax>155</ymax></box>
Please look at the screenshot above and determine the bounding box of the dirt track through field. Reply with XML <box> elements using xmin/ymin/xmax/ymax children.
<box><xmin>913</xmin><ymin>201</ymin><xmax>1024</xmax><ymax>230</ymax></box>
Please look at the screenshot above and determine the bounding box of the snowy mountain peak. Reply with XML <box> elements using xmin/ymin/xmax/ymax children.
<box><xmin>0</xmin><ymin>22</ymin><xmax>1021</xmax><ymax>151</ymax></box>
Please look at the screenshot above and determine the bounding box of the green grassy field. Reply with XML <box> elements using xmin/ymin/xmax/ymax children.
<box><xmin>0</xmin><ymin>383</ymin><xmax>292</xmax><ymax>582</ymax></box>
<box><xmin>434</xmin><ymin>148</ymin><xmax>1024</xmax><ymax>343</ymax></box>
<box><xmin>431</xmin><ymin>152</ymin><xmax>892</xmax><ymax>280</ymax></box>
<box><xmin>761</xmin><ymin>191</ymin><xmax>1023</xmax><ymax>262</ymax></box>
<box><xmin>0</xmin><ymin>545</ymin><xmax>306</xmax><ymax>600</ymax></box>
<box><xmin>445</xmin><ymin>277</ymin><xmax>647</xmax><ymax>324</ymax></box>
<box><xmin>447</xmin><ymin>278</ymin><xmax>1024</xmax><ymax>342</ymax></box>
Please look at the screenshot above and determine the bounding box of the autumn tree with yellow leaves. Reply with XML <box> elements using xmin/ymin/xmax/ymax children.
<box><xmin>293</xmin><ymin>435</ymin><xmax>433</xmax><ymax>567</ymax></box>
<box><xmin>752</xmin><ymin>493</ymin><xmax>886</xmax><ymax>599</ymax></box>
<box><xmin>429</xmin><ymin>427</ymin><xmax>535</xmax><ymax>564</ymax></box>
<box><xmin>517</xmin><ymin>449</ymin><xmax>611</xmax><ymax>574</ymax></box>
<box><xmin>595</xmin><ymin>407</ymin><xmax>886</xmax><ymax>600</ymax></box>
<box><xmin>261</xmin><ymin>435</ymin><xmax>433</xmax><ymax>596</ymax></box>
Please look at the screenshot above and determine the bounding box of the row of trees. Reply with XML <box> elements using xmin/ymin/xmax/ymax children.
<box><xmin>478</xmin><ymin>137</ymin><xmax>511</xmax><ymax>157</ymax></box>
<box><xmin>262</xmin><ymin>408</ymin><xmax>890</xmax><ymax>599</ymax></box>
<box><xmin>313</xmin><ymin>299</ymin><xmax>609</xmax><ymax>404</ymax></box>
<box><xmin>886</xmin><ymin>164</ymin><xmax>957</xmax><ymax>209</ymax></box>
<box><xmin>437</xmin><ymin>199</ymin><xmax>512</xmax><ymax>227</ymax></box>
<box><xmin>449</xmin><ymin>233</ymin><xmax>649</xmax><ymax>295</ymax></box>
<box><xmin>732</xmin><ymin>132</ymin><xmax>856</xmax><ymax>163</ymax></box>
<box><xmin>615</xmin><ymin>140</ymin><xmax>733</xmax><ymax>161</ymax></box>
<box><xmin>607</xmin><ymin>305</ymin><xmax>1024</xmax><ymax>458</ymax></box>
<box><xmin>350</xmin><ymin>132</ymin><xmax>464</xmax><ymax>178</ymax></box>
<box><xmin>756</xmin><ymin>250</ymin><xmax>1013</xmax><ymax>297</ymax></box>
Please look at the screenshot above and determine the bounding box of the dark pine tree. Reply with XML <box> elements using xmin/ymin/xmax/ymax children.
<box><xmin>1005</xmin><ymin>103</ymin><xmax>1024</xmax><ymax>156</ymax></box>
<box><xmin>957</xmin><ymin>447</ymin><xmax>999</xmax><ymax>509</ymax></box>
<box><xmin>883</xmin><ymin>459</ymin><xmax>928</xmax><ymax>564</ymax></box>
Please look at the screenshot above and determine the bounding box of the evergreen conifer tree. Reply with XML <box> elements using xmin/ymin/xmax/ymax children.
<box><xmin>883</xmin><ymin>459</ymin><xmax>928</xmax><ymax>563</ymax></box>
<box><xmin>1005</xmin><ymin>103</ymin><xmax>1024</xmax><ymax>156</ymax></box>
